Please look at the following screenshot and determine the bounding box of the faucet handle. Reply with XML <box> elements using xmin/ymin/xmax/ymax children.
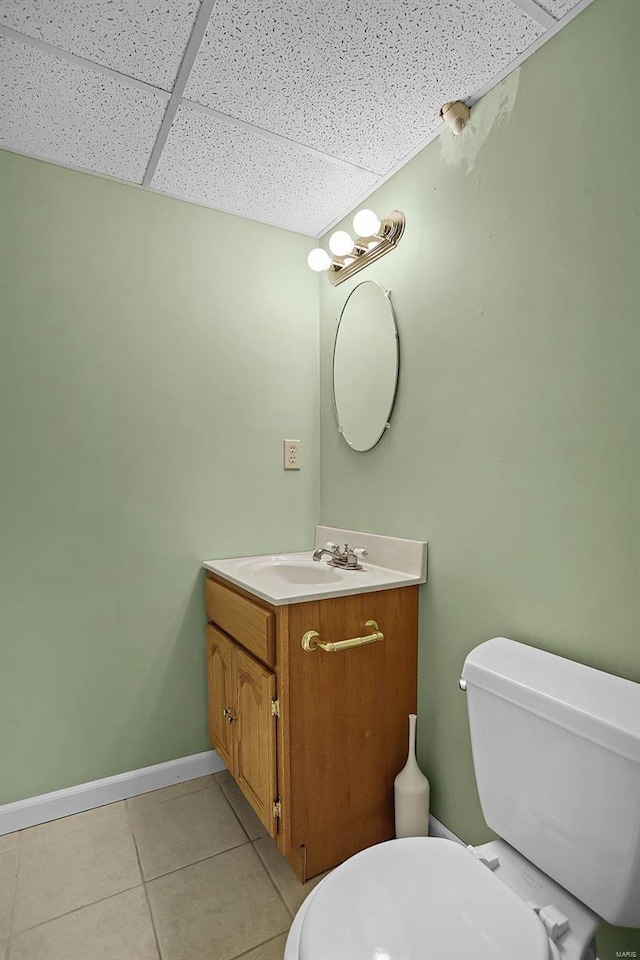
<box><xmin>353</xmin><ymin>548</ymin><xmax>368</xmax><ymax>558</ymax></box>
<box><xmin>324</xmin><ymin>541</ymin><xmax>338</xmax><ymax>551</ymax></box>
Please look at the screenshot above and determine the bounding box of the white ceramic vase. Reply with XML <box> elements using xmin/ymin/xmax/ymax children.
<box><xmin>394</xmin><ymin>713</ymin><xmax>430</xmax><ymax>838</ymax></box>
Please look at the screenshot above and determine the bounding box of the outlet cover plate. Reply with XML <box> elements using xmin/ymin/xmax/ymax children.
<box><xmin>284</xmin><ymin>439</ymin><xmax>300</xmax><ymax>470</ymax></box>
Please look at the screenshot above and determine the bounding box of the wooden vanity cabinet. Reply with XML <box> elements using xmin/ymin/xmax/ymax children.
<box><xmin>206</xmin><ymin>625</ymin><xmax>235</xmax><ymax>773</ymax></box>
<box><xmin>206</xmin><ymin>624</ymin><xmax>278</xmax><ymax>836</ymax></box>
<box><xmin>205</xmin><ymin>570</ymin><xmax>418</xmax><ymax>881</ymax></box>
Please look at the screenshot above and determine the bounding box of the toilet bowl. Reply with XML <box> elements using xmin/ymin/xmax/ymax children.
<box><xmin>285</xmin><ymin>638</ymin><xmax>640</xmax><ymax>960</ymax></box>
<box><xmin>284</xmin><ymin>836</ymin><xmax>599</xmax><ymax>960</ymax></box>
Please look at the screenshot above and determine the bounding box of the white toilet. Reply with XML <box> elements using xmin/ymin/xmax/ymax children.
<box><xmin>284</xmin><ymin>637</ymin><xmax>640</xmax><ymax>960</ymax></box>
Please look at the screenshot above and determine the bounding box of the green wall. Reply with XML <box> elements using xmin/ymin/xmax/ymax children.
<box><xmin>318</xmin><ymin>1</ymin><xmax>639</xmax><ymax>955</ymax></box>
<box><xmin>0</xmin><ymin>151</ymin><xmax>319</xmax><ymax>805</ymax></box>
<box><xmin>1</xmin><ymin>0</ymin><xmax>639</xmax><ymax>952</ymax></box>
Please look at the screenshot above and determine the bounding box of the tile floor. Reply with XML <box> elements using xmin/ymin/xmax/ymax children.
<box><xmin>0</xmin><ymin>771</ymin><xmax>328</xmax><ymax>960</ymax></box>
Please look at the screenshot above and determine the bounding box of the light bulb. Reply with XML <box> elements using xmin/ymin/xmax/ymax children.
<box><xmin>328</xmin><ymin>230</ymin><xmax>354</xmax><ymax>257</ymax></box>
<box><xmin>353</xmin><ymin>208</ymin><xmax>381</xmax><ymax>237</ymax></box>
<box><xmin>307</xmin><ymin>248</ymin><xmax>331</xmax><ymax>272</ymax></box>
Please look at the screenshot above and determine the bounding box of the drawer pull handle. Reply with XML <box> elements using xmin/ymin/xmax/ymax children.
<box><xmin>301</xmin><ymin>620</ymin><xmax>383</xmax><ymax>653</ymax></box>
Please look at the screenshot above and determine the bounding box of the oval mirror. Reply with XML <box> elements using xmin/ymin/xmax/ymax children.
<box><xmin>332</xmin><ymin>280</ymin><xmax>399</xmax><ymax>451</ymax></box>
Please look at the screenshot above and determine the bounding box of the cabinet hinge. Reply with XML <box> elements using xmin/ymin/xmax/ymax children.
<box><xmin>272</xmin><ymin>798</ymin><xmax>281</xmax><ymax>819</ymax></box>
<box><xmin>271</xmin><ymin>697</ymin><xmax>280</xmax><ymax>717</ymax></box>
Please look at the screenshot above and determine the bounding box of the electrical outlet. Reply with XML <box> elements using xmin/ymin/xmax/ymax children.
<box><xmin>284</xmin><ymin>439</ymin><xmax>301</xmax><ymax>470</ymax></box>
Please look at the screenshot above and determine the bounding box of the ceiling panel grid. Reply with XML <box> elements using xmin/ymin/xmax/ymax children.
<box><xmin>0</xmin><ymin>0</ymin><xmax>592</xmax><ymax>235</ymax></box>
<box><xmin>184</xmin><ymin>0</ymin><xmax>544</xmax><ymax>173</ymax></box>
<box><xmin>153</xmin><ymin>103</ymin><xmax>379</xmax><ymax>236</ymax></box>
<box><xmin>531</xmin><ymin>0</ymin><xmax>582</xmax><ymax>17</ymax></box>
<box><xmin>0</xmin><ymin>0</ymin><xmax>200</xmax><ymax>88</ymax></box>
<box><xmin>0</xmin><ymin>34</ymin><xmax>168</xmax><ymax>182</ymax></box>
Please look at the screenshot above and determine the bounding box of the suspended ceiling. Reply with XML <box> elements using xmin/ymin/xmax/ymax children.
<box><xmin>0</xmin><ymin>0</ymin><xmax>592</xmax><ymax>237</ymax></box>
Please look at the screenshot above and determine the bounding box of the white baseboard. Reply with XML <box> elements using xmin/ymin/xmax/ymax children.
<box><xmin>428</xmin><ymin>814</ymin><xmax>464</xmax><ymax>844</ymax></box>
<box><xmin>1</xmin><ymin>768</ymin><xmax>458</xmax><ymax>840</ymax></box>
<box><xmin>0</xmin><ymin>750</ymin><xmax>226</xmax><ymax>835</ymax></box>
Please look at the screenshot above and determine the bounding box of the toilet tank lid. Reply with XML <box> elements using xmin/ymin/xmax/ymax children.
<box><xmin>461</xmin><ymin>638</ymin><xmax>640</xmax><ymax>763</ymax></box>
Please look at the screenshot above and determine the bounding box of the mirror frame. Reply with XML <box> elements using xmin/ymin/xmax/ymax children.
<box><xmin>332</xmin><ymin>280</ymin><xmax>400</xmax><ymax>452</ymax></box>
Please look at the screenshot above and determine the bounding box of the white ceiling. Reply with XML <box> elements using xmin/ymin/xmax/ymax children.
<box><xmin>0</xmin><ymin>0</ymin><xmax>591</xmax><ymax>237</ymax></box>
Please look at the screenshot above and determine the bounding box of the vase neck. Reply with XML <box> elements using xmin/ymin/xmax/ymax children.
<box><xmin>408</xmin><ymin>713</ymin><xmax>417</xmax><ymax>756</ymax></box>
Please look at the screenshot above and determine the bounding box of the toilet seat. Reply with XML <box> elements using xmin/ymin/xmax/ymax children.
<box><xmin>295</xmin><ymin>838</ymin><xmax>552</xmax><ymax>960</ymax></box>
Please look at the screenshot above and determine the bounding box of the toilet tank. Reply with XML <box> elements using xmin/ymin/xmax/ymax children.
<box><xmin>460</xmin><ymin>638</ymin><xmax>640</xmax><ymax>928</ymax></box>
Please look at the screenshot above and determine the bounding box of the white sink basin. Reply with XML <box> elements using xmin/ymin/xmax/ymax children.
<box><xmin>237</xmin><ymin>557</ymin><xmax>345</xmax><ymax>586</ymax></box>
<box><xmin>203</xmin><ymin>529</ymin><xmax>427</xmax><ymax>605</ymax></box>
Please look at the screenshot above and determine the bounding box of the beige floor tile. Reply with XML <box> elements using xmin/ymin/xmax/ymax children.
<box><xmin>0</xmin><ymin>937</ymin><xmax>5</xmax><ymax>960</ymax></box>
<box><xmin>233</xmin><ymin>931</ymin><xmax>289</xmax><ymax>960</ymax></box>
<box><xmin>19</xmin><ymin>802</ymin><xmax>127</xmax><ymax>848</ymax></box>
<box><xmin>214</xmin><ymin>768</ymin><xmax>234</xmax><ymax>785</ymax></box>
<box><xmin>130</xmin><ymin>783</ymin><xmax>247</xmax><ymax>880</ymax></box>
<box><xmin>12</xmin><ymin>810</ymin><xmax>141</xmax><ymax>933</ymax></box>
<box><xmin>253</xmin><ymin>837</ymin><xmax>328</xmax><ymax>915</ymax></box>
<box><xmin>9</xmin><ymin>887</ymin><xmax>159</xmax><ymax>960</ymax></box>
<box><xmin>0</xmin><ymin>850</ymin><xmax>18</xmax><ymax>942</ymax></box>
<box><xmin>221</xmin><ymin>780</ymin><xmax>268</xmax><ymax>841</ymax></box>
<box><xmin>0</xmin><ymin>835</ymin><xmax>19</xmax><ymax>854</ymax></box>
<box><xmin>126</xmin><ymin>776</ymin><xmax>214</xmax><ymax>813</ymax></box>
<box><xmin>147</xmin><ymin>844</ymin><xmax>290</xmax><ymax>960</ymax></box>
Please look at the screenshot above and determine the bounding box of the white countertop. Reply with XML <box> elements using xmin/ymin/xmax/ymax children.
<box><xmin>203</xmin><ymin>528</ymin><xmax>427</xmax><ymax>606</ymax></box>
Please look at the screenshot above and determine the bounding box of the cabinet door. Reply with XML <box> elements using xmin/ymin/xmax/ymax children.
<box><xmin>235</xmin><ymin>645</ymin><xmax>277</xmax><ymax>838</ymax></box>
<box><xmin>283</xmin><ymin>586</ymin><xmax>419</xmax><ymax>879</ymax></box>
<box><xmin>206</xmin><ymin>625</ymin><xmax>235</xmax><ymax>774</ymax></box>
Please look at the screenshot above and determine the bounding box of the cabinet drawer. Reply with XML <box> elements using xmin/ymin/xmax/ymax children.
<box><xmin>205</xmin><ymin>576</ymin><xmax>275</xmax><ymax>667</ymax></box>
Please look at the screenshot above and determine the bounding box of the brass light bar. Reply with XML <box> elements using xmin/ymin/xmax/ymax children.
<box><xmin>327</xmin><ymin>211</ymin><xmax>405</xmax><ymax>286</ymax></box>
<box><xmin>307</xmin><ymin>210</ymin><xmax>406</xmax><ymax>284</ymax></box>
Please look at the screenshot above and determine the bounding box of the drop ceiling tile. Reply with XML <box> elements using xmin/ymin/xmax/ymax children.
<box><xmin>0</xmin><ymin>36</ymin><xmax>167</xmax><ymax>182</ymax></box>
<box><xmin>151</xmin><ymin>104</ymin><xmax>379</xmax><ymax>236</ymax></box>
<box><xmin>533</xmin><ymin>0</ymin><xmax>582</xmax><ymax>18</ymax></box>
<box><xmin>184</xmin><ymin>0</ymin><xmax>544</xmax><ymax>174</ymax></box>
<box><xmin>0</xmin><ymin>0</ymin><xmax>200</xmax><ymax>90</ymax></box>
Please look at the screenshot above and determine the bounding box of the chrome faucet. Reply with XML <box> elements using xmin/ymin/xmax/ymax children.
<box><xmin>312</xmin><ymin>541</ymin><xmax>368</xmax><ymax>570</ymax></box>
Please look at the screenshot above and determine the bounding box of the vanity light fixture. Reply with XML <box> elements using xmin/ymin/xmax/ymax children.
<box><xmin>307</xmin><ymin>209</ymin><xmax>406</xmax><ymax>286</ymax></box>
